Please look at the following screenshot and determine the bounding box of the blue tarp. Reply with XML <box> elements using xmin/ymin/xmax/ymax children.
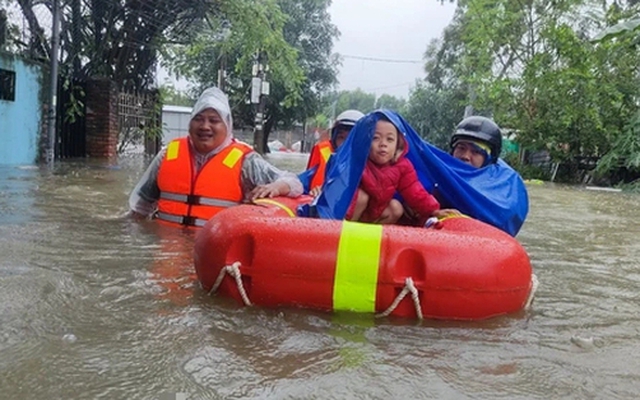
<box><xmin>298</xmin><ymin>110</ymin><xmax>529</xmax><ymax>236</ymax></box>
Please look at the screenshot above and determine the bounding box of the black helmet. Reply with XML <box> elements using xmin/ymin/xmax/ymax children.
<box><xmin>450</xmin><ymin>116</ymin><xmax>502</xmax><ymax>163</ymax></box>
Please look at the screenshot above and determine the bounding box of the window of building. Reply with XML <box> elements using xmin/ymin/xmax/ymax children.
<box><xmin>0</xmin><ymin>68</ymin><xmax>16</xmax><ymax>101</ymax></box>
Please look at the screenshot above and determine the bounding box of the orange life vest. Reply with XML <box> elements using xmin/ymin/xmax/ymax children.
<box><xmin>308</xmin><ymin>140</ymin><xmax>334</xmax><ymax>190</ymax></box>
<box><xmin>156</xmin><ymin>137</ymin><xmax>253</xmax><ymax>227</ymax></box>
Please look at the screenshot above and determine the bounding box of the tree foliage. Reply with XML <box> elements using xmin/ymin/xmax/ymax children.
<box><xmin>420</xmin><ymin>0</ymin><xmax>640</xmax><ymax>182</ymax></box>
<box><xmin>159</xmin><ymin>84</ymin><xmax>194</xmax><ymax>107</ymax></box>
<box><xmin>164</xmin><ymin>0</ymin><xmax>337</xmax><ymax>143</ymax></box>
<box><xmin>403</xmin><ymin>81</ymin><xmax>466</xmax><ymax>149</ymax></box>
<box><xmin>327</xmin><ymin>89</ymin><xmax>377</xmax><ymax>117</ymax></box>
<box><xmin>375</xmin><ymin>94</ymin><xmax>406</xmax><ymax>113</ymax></box>
<box><xmin>6</xmin><ymin>0</ymin><xmax>301</xmax><ymax>93</ymax></box>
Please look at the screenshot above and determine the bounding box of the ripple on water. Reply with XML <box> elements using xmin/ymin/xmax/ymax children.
<box><xmin>3</xmin><ymin>161</ymin><xmax>640</xmax><ymax>399</ymax></box>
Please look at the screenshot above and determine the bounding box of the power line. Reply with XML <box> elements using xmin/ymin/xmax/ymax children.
<box><xmin>340</xmin><ymin>54</ymin><xmax>423</xmax><ymax>64</ymax></box>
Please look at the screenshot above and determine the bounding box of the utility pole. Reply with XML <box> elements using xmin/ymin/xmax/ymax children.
<box><xmin>47</xmin><ymin>0</ymin><xmax>61</xmax><ymax>166</ymax></box>
<box><xmin>0</xmin><ymin>10</ymin><xmax>7</xmax><ymax>50</ymax></box>
<box><xmin>217</xmin><ymin>27</ymin><xmax>230</xmax><ymax>92</ymax></box>
<box><xmin>464</xmin><ymin>85</ymin><xmax>476</xmax><ymax>118</ymax></box>
<box><xmin>217</xmin><ymin>55</ymin><xmax>226</xmax><ymax>92</ymax></box>
<box><xmin>251</xmin><ymin>52</ymin><xmax>269</xmax><ymax>154</ymax></box>
<box><xmin>301</xmin><ymin>120</ymin><xmax>307</xmax><ymax>153</ymax></box>
<box><xmin>329</xmin><ymin>99</ymin><xmax>337</xmax><ymax>127</ymax></box>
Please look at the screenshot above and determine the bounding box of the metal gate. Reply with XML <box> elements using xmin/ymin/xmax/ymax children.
<box><xmin>117</xmin><ymin>89</ymin><xmax>161</xmax><ymax>155</ymax></box>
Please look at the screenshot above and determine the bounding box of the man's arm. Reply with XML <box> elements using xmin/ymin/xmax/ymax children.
<box><xmin>128</xmin><ymin>149</ymin><xmax>165</xmax><ymax>217</ymax></box>
<box><xmin>241</xmin><ymin>152</ymin><xmax>303</xmax><ymax>199</ymax></box>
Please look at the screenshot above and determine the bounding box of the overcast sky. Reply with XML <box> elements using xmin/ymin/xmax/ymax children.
<box><xmin>329</xmin><ymin>0</ymin><xmax>456</xmax><ymax>99</ymax></box>
<box><xmin>158</xmin><ymin>1</ymin><xmax>456</xmax><ymax>100</ymax></box>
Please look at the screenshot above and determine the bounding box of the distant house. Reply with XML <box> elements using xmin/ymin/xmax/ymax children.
<box><xmin>161</xmin><ymin>105</ymin><xmax>192</xmax><ymax>145</ymax></box>
<box><xmin>501</xmin><ymin>128</ymin><xmax>551</xmax><ymax>169</ymax></box>
<box><xmin>0</xmin><ymin>51</ymin><xmax>46</xmax><ymax>165</ymax></box>
<box><xmin>161</xmin><ymin>105</ymin><xmax>255</xmax><ymax>147</ymax></box>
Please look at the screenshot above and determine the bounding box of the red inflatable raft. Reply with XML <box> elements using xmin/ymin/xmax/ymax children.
<box><xmin>194</xmin><ymin>197</ymin><xmax>535</xmax><ymax>320</ymax></box>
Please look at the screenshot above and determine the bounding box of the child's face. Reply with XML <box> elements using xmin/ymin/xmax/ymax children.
<box><xmin>369</xmin><ymin>120</ymin><xmax>398</xmax><ymax>165</ymax></box>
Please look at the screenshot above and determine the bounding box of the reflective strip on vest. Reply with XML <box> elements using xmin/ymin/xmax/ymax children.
<box><xmin>159</xmin><ymin>191</ymin><xmax>241</xmax><ymax>208</ymax></box>
<box><xmin>333</xmin><ymin>221</ymin><xmax>383</xmax><ymax>312</ymax></box>
<box><xmin>320</xmin><ymin>145</ymin><xmax>332</xmax><ymax>162</ymax></box>
<box><xmin>223</xmin><ymin>148</ymin><xmax>244</xmax><ymax>168</ymax></box>
<box><xmin>166</xmin><ymin>141</ymin><xmax>180</xmax><ymax>161</ymax></box>
<box><xmin>156</xmin><ymin>211</ymin><xmax>208</xmax><ymax>227</ymax></box>
<box><xmin>253</xmin><ymin>198</ymin><xmax>296</xmax><ymax>217</ymax></box>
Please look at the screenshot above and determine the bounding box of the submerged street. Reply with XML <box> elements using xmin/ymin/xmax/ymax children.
<box><xmin>1</xmin><ymin>153</ymin><xmax>639</xmax><ymax>399</ymax></box>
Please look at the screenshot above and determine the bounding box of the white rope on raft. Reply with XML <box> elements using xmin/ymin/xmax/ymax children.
<box><xmin>208</xmin><ymin>261</ymin><xmax>252</xmax><ymax>306</ymax></box>
<box><xmin>524</xmin><ymin>273</ymin><xmax>539</xmax><ymax>310</ymax></box>
<box><xmin>376</xmin><ymin>277</ymin><xmax>424</xmax><ymax>320</ymax></box>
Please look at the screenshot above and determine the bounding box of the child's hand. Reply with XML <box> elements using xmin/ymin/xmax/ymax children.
<box><xmin>424</xmin><ymin>217</ymin><xmax>442</xmax><ymax>229</ymax></box>
<box><xmin>309</xmin><ymin>186</ymin><xmax>322</xmax><ymax>198</ymax></box>
<box><xmin>431</xmin><ymin>208</ymin><xmax>462</xmax><ymax>218</ymax></box>
<box><xmin>424</xmin><ymin>209</ymin><xmax>463</xmax><ymax>229</ymax></box>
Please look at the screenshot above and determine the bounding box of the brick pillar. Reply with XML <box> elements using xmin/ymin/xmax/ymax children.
<box><xmin>85</xmin><ymin>78</ymin><xmax>118</xmax><ymax>158</ymax></box>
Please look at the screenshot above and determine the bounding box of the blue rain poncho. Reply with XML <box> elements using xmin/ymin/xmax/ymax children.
<box><xmin>298</xmin><ymin>110</ymin><xmax>528</xmax><ymax>237</ymax></box>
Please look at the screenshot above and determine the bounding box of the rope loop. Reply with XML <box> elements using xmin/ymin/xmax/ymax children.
<box><xmin>208</xmin><ymin>261</ymin><xmax>252</xmax><ymax>306</ymax></box>
<box><xmin>375</xmin><ymin>277</ymin><xmax>423</xmax><ymax>320</ymax></box>
<box><xmin>524</xmin><ymin>273</ymin><xmax>538</xmax><ymax>310</ymax></box>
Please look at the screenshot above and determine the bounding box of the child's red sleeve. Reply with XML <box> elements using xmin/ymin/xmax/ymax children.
<box><xmin>396</xmin><ymin>159</ymin><xmax>440</xmax><ymax>217</ymax></box>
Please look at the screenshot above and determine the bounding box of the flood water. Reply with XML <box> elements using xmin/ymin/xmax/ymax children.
<box><xmin>1</xmin><ymin>153</ymin><xmax>639</xmax><ymax>399</ymax></box>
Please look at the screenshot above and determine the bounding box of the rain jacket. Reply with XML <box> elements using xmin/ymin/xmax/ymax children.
<box><xmin>299</xmin><ymin>109</ymin><xmax>529</xmax><ymax>237</ymax></box>
<box><xmin>345</xmin><ymin>133</ymin><xmax>440</xmax><ymax>222</ymax></box>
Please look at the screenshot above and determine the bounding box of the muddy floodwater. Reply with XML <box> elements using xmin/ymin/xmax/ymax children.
<box><xmin>1</xmin><ymin>152</ymin><xmax>639</xmax><ymax>399</ymax></box>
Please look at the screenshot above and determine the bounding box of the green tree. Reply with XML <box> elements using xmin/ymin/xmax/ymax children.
<box><xmin>0</xmin><ymin>6</ymin><xmax>21</xmax><ymax>53</ymax></box>
<box><xmin>327</xmin><ymin>89</ymin><xmax>377</xmax><ymax>117</ymax></box>
<box><xmin>8</xmin><ymin>0</ymin><xmax>300</xmax><ymax>93</ymax></box>
<box><xmin>159</xmin><ymin>84</ymin><xmax>194</xmax><ymax>107</ymax></box>
<box><xmin>596</xmin><ymin>112</ymin><xmax>640</xmax><ymax>179</ymax></box>
<box><xmin>424</xmin><ymin>0</ymin><xmax>640</xmax><ymax>182</ymax></box>
<box><xmin>165</xmin><ymin>0</ymin><xmax>337</xmax><ymax>151</ymax></box>
<box><xmin>404</xmin><ymin>81</ymin><xmax>466</xmax><ymax>149</ymax></box>
<box><xmin>406</xmin><ymin>18</ymin><xmax>471</xmax><ymax>148</ymax></box>
<box><xmin>375</xmin><ymin>94</ymin><xmax>406</xmax><ymax>113</ymax></box>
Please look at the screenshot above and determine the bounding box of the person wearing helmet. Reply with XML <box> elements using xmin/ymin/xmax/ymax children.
<box><xmin>304</xmin><ymin>109</ymin><xmax>365</xmax><ymax>194</ymax></box>
<box><xmin>402</xmin><ymin>115</ymin><xmax>503</xmax><ymax>225</ymax></box>
<box><xmin>450</xmin><ymin>116</ymin><xmax>502</xmax><ymax>168</ymax></box>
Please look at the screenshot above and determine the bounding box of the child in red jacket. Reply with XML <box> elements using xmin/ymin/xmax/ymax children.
<box><xmin>346</xmin><ymin>118</ymin><xmax>443</xmax><ymax>225</ymax></box>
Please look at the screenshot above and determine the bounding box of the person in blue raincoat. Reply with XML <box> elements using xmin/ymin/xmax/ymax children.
<box><xmin>301</xmin><ymin>110</ymin><xmax>528</xmax><ymax>237</ymax></box>
<box><xmin>449</xmin><ymin>116</ymin><xmax>502</xmax><ymax>169</ymax></box>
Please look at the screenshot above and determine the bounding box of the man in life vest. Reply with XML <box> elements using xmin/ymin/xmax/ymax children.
<box><xmin>304</xmin><ymin>109</ymin><xmax>365</xmax><ymax>195</ymax></box>
<box><xmin>450</xmin><ymin>116</ymin><xmax>503</xmax><ymax>168</ymax></box>
<box><xmin>128</xmin><ymin>86</ymin><xmax>303</xmax><ymax>227</ymax></box>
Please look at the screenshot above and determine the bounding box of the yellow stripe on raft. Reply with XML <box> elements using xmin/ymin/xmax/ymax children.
<box><xmin>333</xmin><ymin>221</ymin><xmax>382</xmax><ymax>313</ymax></box>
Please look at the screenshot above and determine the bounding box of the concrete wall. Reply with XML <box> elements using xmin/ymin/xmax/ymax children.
<box><xmin>162</xmin><ymin>105</ymin><xmax>192</xmax><ymax>145</ymax></box>
<box><xmin>0</xmin><ymin>52</ymin><xmax>44</xmax><ymax>165</ymax></box>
